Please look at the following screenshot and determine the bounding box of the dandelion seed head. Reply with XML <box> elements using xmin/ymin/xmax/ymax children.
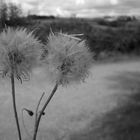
<box><xmin>43</xmin><ymin>32</ymin><xmax>93</xmax><ymax>86</ymax></box>
<box><xmin>0</xmin><ymin>27</ymin><xmax>42</xmax><ymax>81</ymax></box>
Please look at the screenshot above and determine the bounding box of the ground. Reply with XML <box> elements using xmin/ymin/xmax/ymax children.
<box><xmin>0</xmin><ymin>59</ymin><xmax>140</xmax><ymax>140</ymax></box>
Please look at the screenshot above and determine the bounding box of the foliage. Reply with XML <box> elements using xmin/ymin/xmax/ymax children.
<box><xmin>27</xmin><ymin>15</ymin><xmax>55</xmax><ymax>20</ymax></box>
<box><xmin>23</xmin><ymin>17</ymin><xmax>140</xmax><ymax>60</ymax></box>
<box><xmin>0</xmin><ymin>2</ymin><xmax>8</xmax><ymax>27</ymax></box>
<box><xmin>1</xmin><ymin>12</ymin><xmax>140</xmax><ymax>59</ymax></box>
<box><xmin>32</xmin><ymin>19</ymin><xmax>92</xmax><ymax>43</ymax></box>
<box><xmin>8</xmin><ymin>3</ymin><xmax>22</xmax><ymax>21</ymax></box>
<box><xmin>0</xmin><ymin>2</ymin><xmax>24</xmax><ymax>27</ymax></box>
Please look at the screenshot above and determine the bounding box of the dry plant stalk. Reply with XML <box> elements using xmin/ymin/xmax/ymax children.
<box><xmin>0</xmin><ymin>27</ymin><xmax>42</xmax><ymax>140</ymax></box>
<box><xmin>32</xmin><ymin>32</ymin><xmax>93</xmax><ymax>140</ymax></box>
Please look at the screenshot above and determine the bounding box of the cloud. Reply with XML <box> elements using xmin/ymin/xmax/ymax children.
<box><xmin>25</xmin><ymin>0</ymin><xmax>41</xmax><ymax>6</ymax></box>
<box><xmin>122</xmin><ymin>0</ymin><xmax>140</xmax><ymax>8</ymax></box>
<box><xmin>76</xmin><ymin>9</ymin><xmax>104</xmax><ymax>17</ymax></box>
<box><xmin>64</xmin><ymin>0</ymin><xmax>119</xmax><ymax>10</ymax></box>
<box><xmin>7</xmin><ymin>0</ymin><xmax>140</xmax><ymax>17</ymax></box>
<box><xmin>111</xmin><ymin>0</ymin><xmax>118</xmax><ymax>5</ymax></box>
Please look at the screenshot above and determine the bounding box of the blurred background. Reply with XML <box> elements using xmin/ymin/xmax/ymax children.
<box><xmin>0</xmin><ymin>0</ymin><xmax>140</xmax><ymax>60</ymax></box>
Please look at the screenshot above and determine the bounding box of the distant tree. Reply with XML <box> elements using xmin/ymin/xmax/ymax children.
<box><xmin>27</xmin><ymin>14</ymin><xmax>55</xmax><ymax>20</ymax></box>
<box><xmin>0</xmin><ymin>1</ymin><xmax>8</xmax><ymax>27</ymax></box>
<box><xmin>0</xmin><ymin>2</ymin><xmax>23</xmax><ymax>27</ymax></box>
<box><xmin>8</xmin><ymin>3</ymin><xmax>22</xmax><ymax>22</ymax></box>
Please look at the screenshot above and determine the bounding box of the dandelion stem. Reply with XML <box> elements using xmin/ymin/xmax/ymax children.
<box><xmin>33</xmin><ymin>83</ymin><xmax>58</xmax><ymax>140</ymax></box>
<box><xmin>35</xmin><ymin>92</ymin><xmax>45</xmax><ymax>123</ymax></box>
<box><xmin>11</xmin><ymin>72</ymin><xmax>22</xmax><ymax>140</ymax></box>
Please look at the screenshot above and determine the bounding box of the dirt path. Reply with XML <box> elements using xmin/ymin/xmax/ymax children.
<box><xmin>0</xmin><ymin>60</ymin><xmax>140</xmax><ymax>140</ymax></box>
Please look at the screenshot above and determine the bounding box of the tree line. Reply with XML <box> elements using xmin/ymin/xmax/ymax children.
<box><xmin>0</xmin><ymin>1</ymin><xmax>22</xmax><ymax>27</ymax></box>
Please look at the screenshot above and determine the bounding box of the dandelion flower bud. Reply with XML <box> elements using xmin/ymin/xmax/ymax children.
<box><xmin>24</xmin><ymin>108</ymin><xmax>34</xmax><ymax>116</ymax></box>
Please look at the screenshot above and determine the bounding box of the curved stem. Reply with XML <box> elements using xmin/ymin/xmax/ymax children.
<box><xmin>33</xmin><ymin>83</ymin><xmax>58</xmax><ymax>140</ymax></box>
<box><xmin>11</xmin><ymin>73</ymin><xmax>22</xmax><ymax>140</ymax></box>
<box><xmin>22</xmin><ymin>108</ymin><xmax>32</xmax><ymax>138</ymax></box>
<box><xmin>35</xmin><ymin>92</ymin><xmax>45</xmax><ymax>123</ymax></box>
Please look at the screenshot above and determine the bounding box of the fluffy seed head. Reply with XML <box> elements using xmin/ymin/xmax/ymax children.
<box><xmin>0</xmin><ymin>27</ymin><xmax>42</xmax><ymax>82</ymax></box>
<box><xmin>43</xmin><ymin>32</ymin><xmax>93</xmax><ymax>86</ymax></box>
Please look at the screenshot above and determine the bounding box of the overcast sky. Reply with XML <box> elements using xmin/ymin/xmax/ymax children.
<box><xmin>5</xmin><ymin>0</ymin><xmax>140</xmax><ymax>17</ymax></box>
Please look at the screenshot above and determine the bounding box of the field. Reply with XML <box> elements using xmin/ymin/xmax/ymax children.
<box><xmin>0</xmin><ymin>59</ymin><xmax>139</xmax><ymax>140</ymax></box>
<box><xmin>2</xmin><ymin>16</ymin><xmax>140</xmax><ymax>60</ymax></box>
<box><xmin>29</xmin><ymin>17</ymin><xmax>140</xmax><ymax>60</ymax></box>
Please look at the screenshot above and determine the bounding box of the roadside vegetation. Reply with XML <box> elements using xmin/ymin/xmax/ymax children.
<box><xmin>1</xmin><ymin>2</ymin><xmax>140</xmax><ymax>61</ymax></box>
